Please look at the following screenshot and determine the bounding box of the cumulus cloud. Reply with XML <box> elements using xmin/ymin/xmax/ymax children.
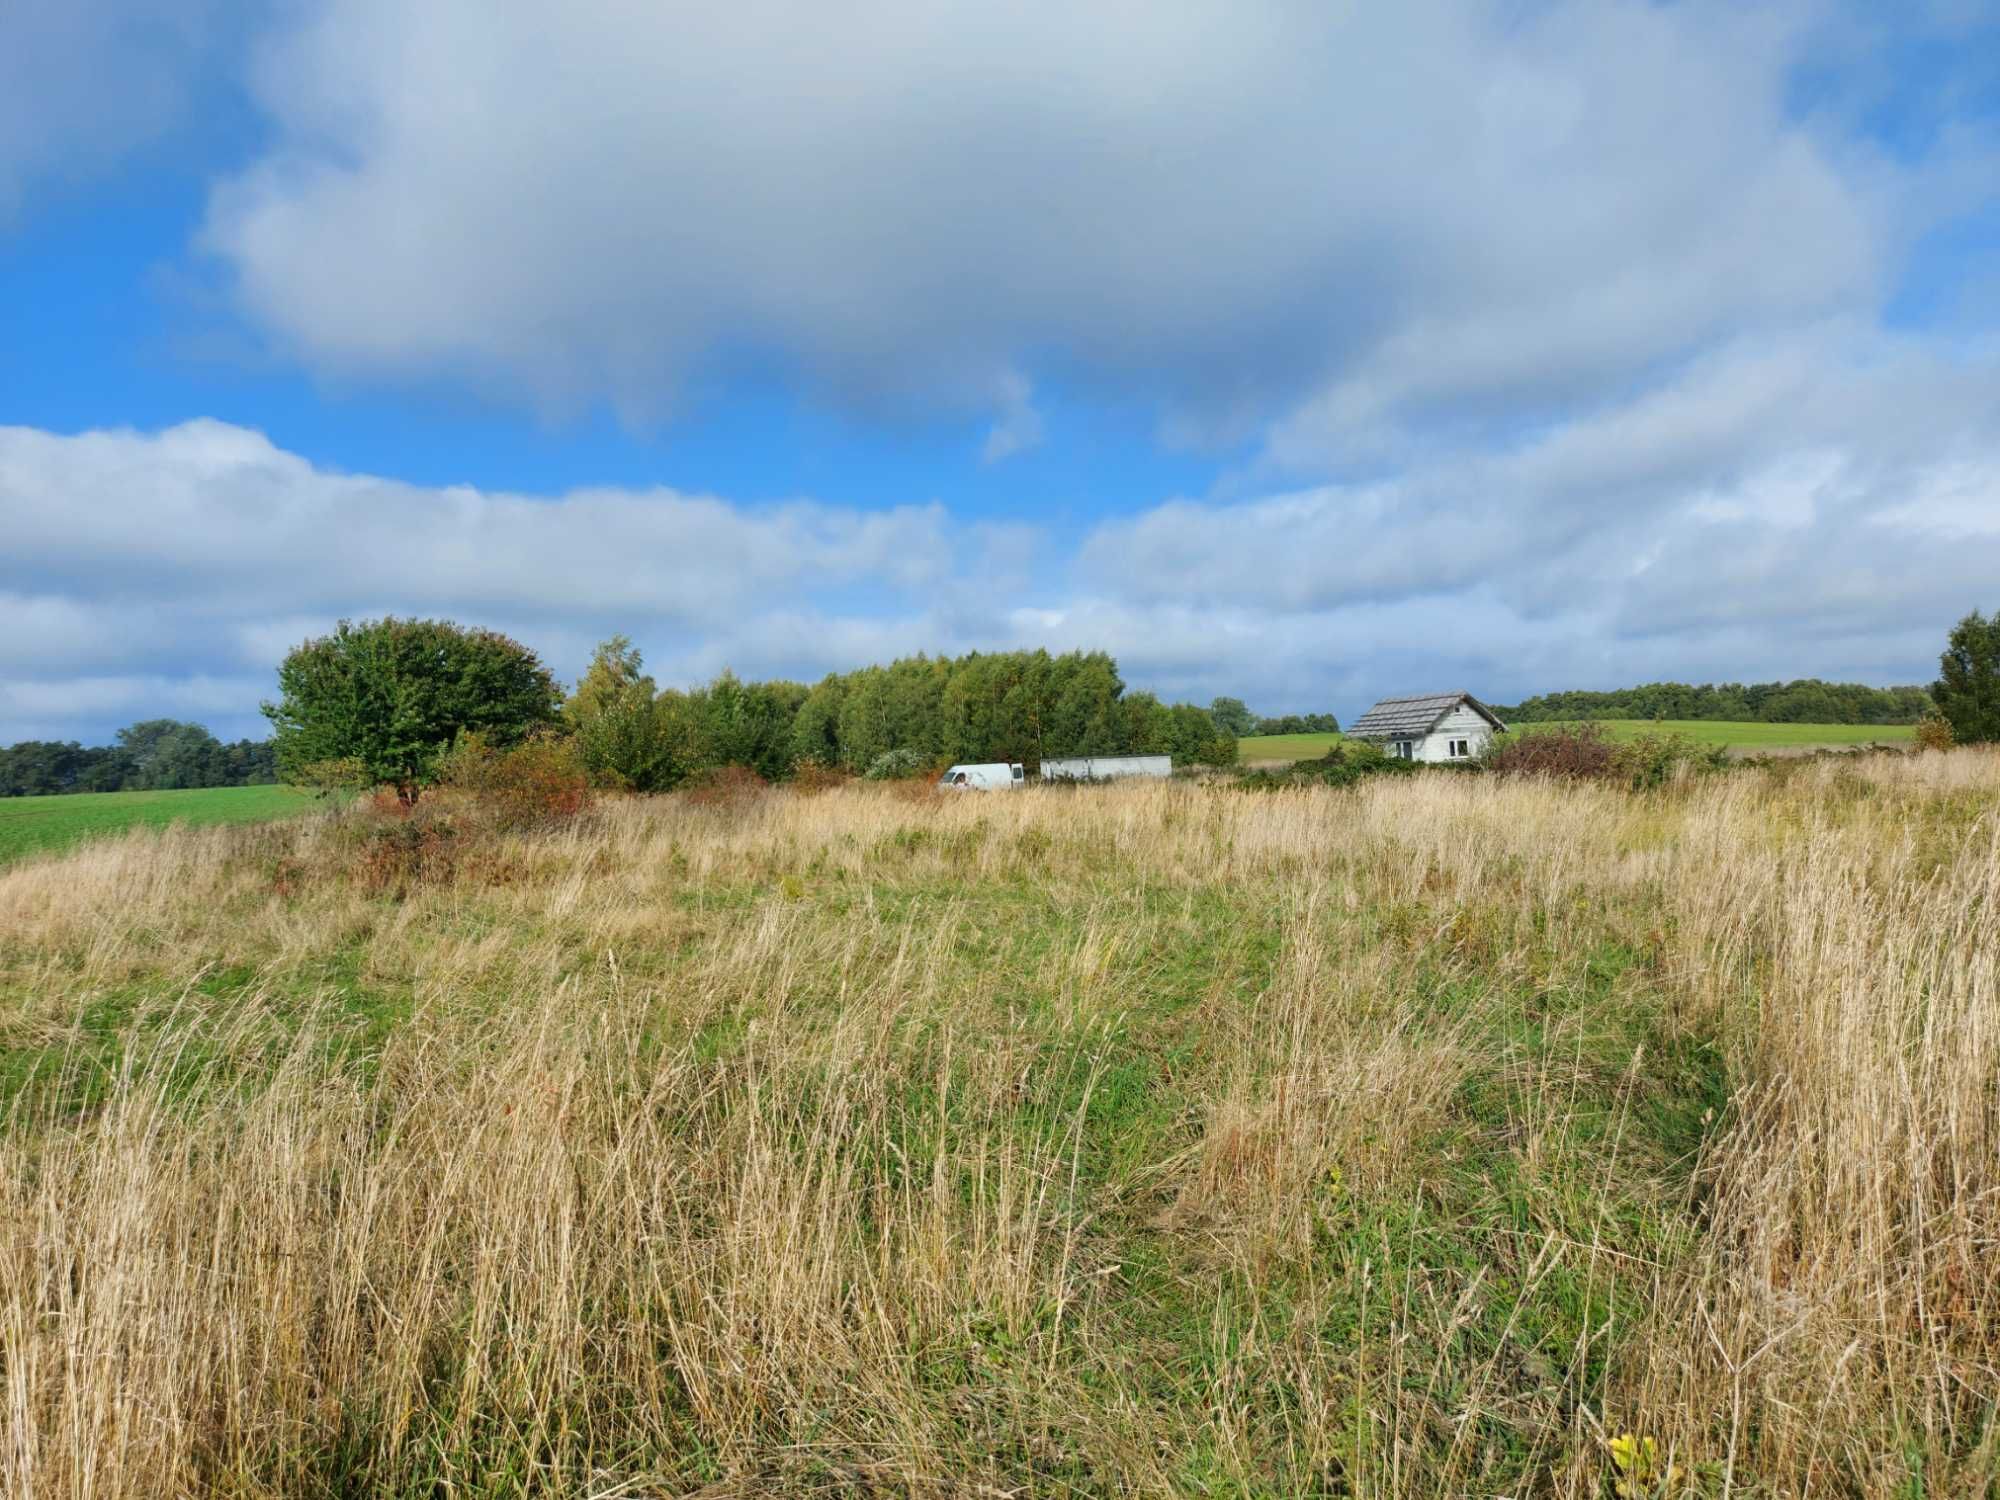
<box><xmin>198</xmin><ymin>0</ymin><xmax>1920</xmax><ymax>444</ymax></box>
<box><xmin>3</xmin><ymin>420</ymin><xmax>957</xmax><ymax>617</ymax></box>
<box><xmin>1085</xmin><ymin>323</ymin><xmax>2000</xmax><ymax>657</ymax></box>
<box><xmin>0</xmin><ymin>420</ymin><xmax>1044</xmax><ymax>740</ymax></box>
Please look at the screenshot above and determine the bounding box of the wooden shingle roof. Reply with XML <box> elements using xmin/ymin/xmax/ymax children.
<box><xmin>1347</xmin><ymin>692</ymin><xmax>1507</xmax><ymax>740</ymax></box>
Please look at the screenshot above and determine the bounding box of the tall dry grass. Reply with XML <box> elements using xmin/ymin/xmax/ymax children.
<box><xmin>0</xmin><ymin>751</ymin><xmax>1996</xmax><ymax>1496</ymax></box>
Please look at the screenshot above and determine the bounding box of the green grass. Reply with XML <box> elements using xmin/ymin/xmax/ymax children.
<box><xmin>1520</xmin><ymin>718</ymin><xmax>1915</xmax><ymax>749</ymax></box>
<box><xmin>1239</xmin><ymin>720</ymin><xmax>1914</xmax><ymax>763</ymax></box>
<box><xmin>0</xmin><ymin>784</ymin><xmax>322</xmax><ymax>865</ymax></box>
<box><xmin>1237</xmin><ymin>731</ymin><xmax>1343</xmax><ymax>762</ymax></box>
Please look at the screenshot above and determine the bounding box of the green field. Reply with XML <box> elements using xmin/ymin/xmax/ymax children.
<box><xmin>1239</xmin><ymin>720</ymin><xmax>1914</xmax><ymax>763</ymax></box>
<box><xmin>0</xmin><ymin>784</ymin><xmax>322</xmax><ymax>864</ymax></box>
<box><xmin>1524</xmin><ymin>718</ymin><xmax>1915</xmax><ymax>749</ymax></box>
<box><xmin>1235</xmin><ymin>730</ymin><xmax>1345</xmax><ymax>762</ymax></box>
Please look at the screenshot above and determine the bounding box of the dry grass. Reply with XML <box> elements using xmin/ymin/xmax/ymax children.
<box><xmin>2</xmin><ymin>752</ymin><xmax>1997</xmax><ymax>1497</ymax></box>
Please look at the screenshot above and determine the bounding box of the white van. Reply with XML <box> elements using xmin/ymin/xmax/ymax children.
<box><xmin>938</xmin><ymin>762</ymin><xmax>1025</xmax><ymax>790</ymax></box>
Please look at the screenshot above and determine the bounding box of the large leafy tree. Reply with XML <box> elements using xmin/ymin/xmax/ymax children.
<box><xmin>566</xmin><ymin>636</ymin><xmax>689</xmax><ymax>791</ymax></box>
<box><xmin>1208</xmin><ymin>696</ymin><xmax>1257</xmax><ymax>737</ymax></box>
<box><xmin>700</xmin><ymin>671</ymin><xmax>809</xmax><ymax>781</ymax></box>
<box><xmin>265</xmin><ymin>618</ymin><xmax>561</xmax><ymax>799</ymax></box>
<box><xmin>1932</xmin><ymin>610</ymin><xmax>2000</xmax><ymax>745</ymax></box>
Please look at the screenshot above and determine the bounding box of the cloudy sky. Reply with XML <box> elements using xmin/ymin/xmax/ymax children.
<box><xmin>4</xmin><ymin>0</ymin><xmax>1997</xmax><ymax>743</ymax></box>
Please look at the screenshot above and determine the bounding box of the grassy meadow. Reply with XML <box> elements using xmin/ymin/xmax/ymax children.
<box><xmin>1241</xmin><ymin>720</ymin><xmax>1917</xmax><ymax>764</ymax></box>
<box><xmin>3</xmin><ymin>753</ymin><xmax>1998</xmax><ymax>1497</ymax></box>
<box><xmin>0</xmin><ymin>784</ymin><xmax>320</xmax><ymax>865</ymax></box>
<box><xmin>1237</xmin><ymin>730</ymin><xmax>1347</xmax><ymax>761</ymax></box>
<box><xmin>1544</xmin><ymin>719</ymin><xmax>1917</xmax><ymax>748</ymax></box>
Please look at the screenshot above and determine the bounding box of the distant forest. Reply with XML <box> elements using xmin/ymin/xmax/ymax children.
<box><xmin>0</xmin><ymin>721</ymin><xmax>278</xmax><ymax>797</ymax></box>
<box><xmin>1495</xmin><ymin>680</ymin><xmax>1933</xmax><ymax>726</ymax></box>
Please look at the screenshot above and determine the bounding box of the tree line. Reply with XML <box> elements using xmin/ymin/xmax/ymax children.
<box><xmin>1205</xmin><ymin>698</ymin><xmax>1341</xmax><ymax>738</ymax></box>
<box><xmin>0</xmin><ymin>721</ymin><xmax>279</xmax><ymax>797</ymax></box>
<box><xmin>1495</xmin><ymin>679</ymin><xmax>1933</xmax><ymax>726</ymax></box>
<box><xmin>31</xmin><ymin>613</ymin><xmax>1995</xmax><ymax>804</ymax></box>
<box><xmin>560</xmin><ymin>637</ymin><xmax>1241</xmax><ymax>790</ymax></box>
<box><xmin>263</xmin><ymin>619</ymin><xmax>1239</xmax><ymax>799</ymax></box>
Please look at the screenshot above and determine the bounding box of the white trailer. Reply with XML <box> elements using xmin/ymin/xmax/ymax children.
<box><xmin>938</xmin><ymin>762</ymin><xmax>1026</xmax><ymax>790</ymax></box>
<box><xmin>1038</xmin><ymin>754</ymin><xmax>1174</xmax><ymax>783</ymax></box>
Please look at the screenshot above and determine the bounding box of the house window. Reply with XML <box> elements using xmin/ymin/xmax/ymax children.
<box><xmin>1392</xmin><ymin>740</ymin><xmax>1413</xmax><ymax>760</ymax></box>
<box><xmin>1448</xmin><ymin>738</ymin><xmax>1471</xmax><ymax>759</ymax></box>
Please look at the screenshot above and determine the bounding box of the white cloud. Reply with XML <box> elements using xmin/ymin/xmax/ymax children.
<box><xmin>1086</xmin><ymin>325</ymin><xmax>2000</xmax><ymax>624</ymax></box>
<box><xmin>1064</xmin><ymin>322</ymin><xmax>1999</xmax><ymax>702</ymax></box>
<box><xmin>0</xmin><ymin>420</ymin><xmax>1023</xmax><ymax>740</ymax></box>
<box><xmin>2</xmin><ymin>419</ymin><xmax>957</xmax><ymax>620</ymax></box>
<box><xmin>198</xmin><ymin>0</ymin><xmax>1915</xmax><ymax>445</ymax></box>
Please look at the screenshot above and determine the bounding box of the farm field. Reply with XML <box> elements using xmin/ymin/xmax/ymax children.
<box><xmin>2</xmin><ymin>754</ymin><xmax>1996</xmax><ymax>1497</ymax></box>
<box><xmin>1528</xmin><ymin>717</ymin><xmax>1917</xmax><ymax>748</ymax></box>
<box><xmin>1236</xmin><ymin>729</ymin><xmax>1343</xmax><ymax>761</ymax></box>
<box><xmin>1239</xmin><ymin>719</ymin><xmax>1916</xmax><ymax>763</ymax></box>
<box><xmin>0</xmin><ymin>784</ymin><xmax>320</xmax><ymax>864</ymax></box>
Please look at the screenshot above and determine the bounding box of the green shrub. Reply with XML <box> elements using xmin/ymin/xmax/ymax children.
<box><xmin>1931</xmin><ymin>609</ymin><xmax>2000</xmax><ymax>744</ymax></box>
<box><xmin>1234</xmin><ymin>740</ymin><xmax>1419</xmax><ymax>790</ymax></box>
<box><xmin>1616</xmin><ymin>731</ymin><xmax>1729</xmax><ymax>788</ymax></box>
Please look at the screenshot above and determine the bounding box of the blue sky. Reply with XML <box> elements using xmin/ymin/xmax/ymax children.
<box><xmin>4</xmin><ymin>0</ymin><xmax>1998</xmax><ymax>744</ymax></box>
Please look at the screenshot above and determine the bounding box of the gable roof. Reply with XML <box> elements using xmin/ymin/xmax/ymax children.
<box><xmin>1347</xmin><ymin>692</ymin><xmax>1508</xmax><ymax>740</ymax></box>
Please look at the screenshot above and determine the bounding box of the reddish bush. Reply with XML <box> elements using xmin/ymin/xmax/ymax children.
<box><xmin>1484</xmin><ymin>724</ymin><xmax>1621</xmax><ymax>781</ymax></box>
<box><xmin>442</xmin><ymin>730</ymin><xmax>592</xmax><ymax>830</ymax></box>
<box><xmin>483</xmin><ymin>737</ymin><xmax>592</xmax><ymax>829</ymax></box>
<box><xmin>790</xmin><ymin>759</ymin><xmax>851</xmax><ymax>796</ymax></box>
<box><xmin>352</xmin><ymin>804</ymin><xmax>466</xmax><ymax>894</ymax></box>
<box><xmin>684</xmin><ymin>764</ymin><xmax>769</xmax><ymax>809</ymax></box>
<box><xmin>1486</xmin><ymin>724</ymin><xmax>1727</xmax><ymax>787</ymax></box>
<box><xmin>887</xmin><ymin>776</ymin><xmax>945</xmax><ymax>805</ymax></box>
<box><xmin>268</xmin><ymin>855</ymin><xmax>308</xmax><ymax>899</ymax></box>
<box><xmin>369</xmin><ymin>786</ymin><xmax>414</xmax><ymax>817</ymax></box>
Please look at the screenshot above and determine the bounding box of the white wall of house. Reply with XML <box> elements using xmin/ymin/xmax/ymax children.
<box><xmin>1388</xmin><ymin>706</ymin><xmax>1498</xmax><ymax>764</ymax></box>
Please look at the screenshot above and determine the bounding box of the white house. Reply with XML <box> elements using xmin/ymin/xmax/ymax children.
<box><xmin>1346</xmin><ymin>692</ymin><xmax>1508</xmax><ymax>764</ymax></box>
